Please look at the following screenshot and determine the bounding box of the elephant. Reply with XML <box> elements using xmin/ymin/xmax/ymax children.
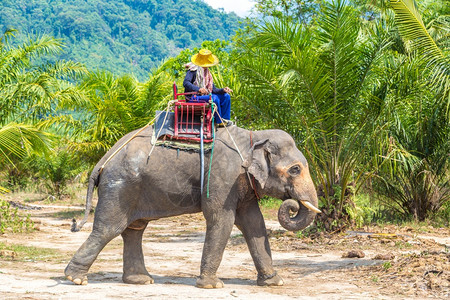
<box><xmin>65</xmin><ymin>124</ymin><xmax>319</xmax><ymax>288</ymax></box>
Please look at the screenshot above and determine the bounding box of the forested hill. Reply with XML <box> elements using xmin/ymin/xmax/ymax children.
<box><xmin>0</xmin><ymin>0</ymin><xmax>241</xmax><ymax>80</ymax></box>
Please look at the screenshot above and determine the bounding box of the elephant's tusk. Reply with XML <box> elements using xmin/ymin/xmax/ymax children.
<box><xmin>300</xmin><ymin>200</ymin><xmax>321</xmax><ymax>213</ymax></box>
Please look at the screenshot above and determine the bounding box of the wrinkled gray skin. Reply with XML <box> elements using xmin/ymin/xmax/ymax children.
<box><xmin>65</xmin><ymin>125</ymin><xmax>318</xmax><ymax>288</ymax></box>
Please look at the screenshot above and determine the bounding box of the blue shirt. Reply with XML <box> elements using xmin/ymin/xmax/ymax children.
<box><xmin>183</xmin><ymin>70</ymin><xmax>225</xmax><ymax>97</ymax></box>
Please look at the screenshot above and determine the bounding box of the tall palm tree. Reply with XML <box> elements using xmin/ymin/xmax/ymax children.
<box><xmin>235</xmin><ymin>0</ymin><xmax>394</xmax><ymax>229</ymax></box>
<box><xmin>47</xmin><ymin>68</ymin><xmax>172</xmax><ymax>163</ymax></box>
<box><xmin>0</xmin><ymin>29</ymin><xmax>86</xmax><ymax>190</ymax></box>
<box><xmin>369</xmin><ymin>0</ymin><xmax>450</xmax><ymax>220</ymax></box>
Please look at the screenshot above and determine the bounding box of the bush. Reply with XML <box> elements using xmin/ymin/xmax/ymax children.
<box><xmin>430</xmin><ymin>199</ymin><xmax>450</xmax><ymax>227</ymax></box>
<box><xmin>5</xmin><ymin>167</ymin><xmax>31</xmax><ymax>191</ymax></box>
<box><xmin>0</xmin><ymin>199</ymin><xmax>34</xmax><ymax>233</ymax></box>
<box><xmin>33</xmin><ymin>149</ymin><xmax>83</xmax><ymax>199</ymax></box>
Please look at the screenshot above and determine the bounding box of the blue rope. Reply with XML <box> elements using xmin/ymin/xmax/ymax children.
<box><xmin>206</xmin><ymin>102</ymin><xmax>215</xmax><ymax>198</ymax></box>
<box><xmin>200</xmin><ymin>116</ymin><xmax>204</xmax><ymax>195</ymax></box>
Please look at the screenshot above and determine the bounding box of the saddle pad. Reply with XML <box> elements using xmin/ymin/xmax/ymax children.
<box><xmin>151</xmin><ymin>111</ymin><xmax>212</xmax><ymax>150</ymax></box>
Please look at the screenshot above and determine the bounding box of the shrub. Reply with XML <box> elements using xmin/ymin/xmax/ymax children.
<box><xmin>33</xmin><ymin>149</ymin><xmax>83</xmax><ymax>199</ymax></box>
<box><xmin>0</xmin><ymin>199</ymin><xmax>34</xmax><ymax>233</ymax></box>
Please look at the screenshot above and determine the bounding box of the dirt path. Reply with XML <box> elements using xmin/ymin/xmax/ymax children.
<box><xmin>0</xmin><ymin>204</ymin><xmax>448</xmax><ymax>299</ymax></box>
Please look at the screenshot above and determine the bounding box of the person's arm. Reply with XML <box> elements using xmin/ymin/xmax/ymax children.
<box><xmin>212</xmin><ymin>83</ymin><xmax>225</xmax><ymax>94</ymax></box>
<box><xmin>183</xmin><ymin>70</ymin><xmax>200</xmax><ymax>93</ymax></box>
<box><xmin>213</xmin><ymin>84</ymin><xmax>233</xmax><ymax>94</ymax></box>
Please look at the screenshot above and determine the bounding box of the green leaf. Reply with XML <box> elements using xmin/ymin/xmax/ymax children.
<box><xmin>389</xmin><ymin>0</ymin><xmax>443</xmax><ymax>58</ymax></box>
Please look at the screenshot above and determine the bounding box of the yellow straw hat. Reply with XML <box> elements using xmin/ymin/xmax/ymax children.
<box><xmin>191</xmin><ymin>49</ymin><xmax>219</xmax><ymax>68</ymax></box>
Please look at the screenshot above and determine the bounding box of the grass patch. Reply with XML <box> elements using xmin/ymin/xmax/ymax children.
<box><xmin>3</xmin><ymin>182</ymin><xmax>88</xmax><ymax>207</ymax></box>
<box><xmin>259</xmin><ymin>197</ymin><xmax>282</xmax><ymax>220</ymax></box>
<box><xmin>259</xmin><ymin>197</ymin><xmax>283</xmax><ymax>209</ymax></box>
<box><xmin>430</xmin><ymin>200</ymin><xmax>450</xmax><ymax>228</ymax></box>
<box><xmin>353</xmin><ymin>193</ymin><xmax>450</xmax><ymax>229</ymax></box>
<box><xmin>353</xmin><ymin>193</ymin><xmax>397</xmax><ymax>226</ymax></box>
<box><xmin>51</xmin><ymin>209</ymin><xmax>86</xmax><ymax>220</ymax></box>
<box><xmin>353</xmin><ymin>193</ymin><xmax>450</xmax><ymax>233</ymax></box>
<box><xmin>0</xmin><ymin>241</ymin><xmax>62</xmax><ymax>261</ymax></box>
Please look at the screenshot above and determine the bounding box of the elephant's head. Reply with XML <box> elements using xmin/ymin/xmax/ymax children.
<box><xmin>243</xmin><ymin>131</ymin><xmax>320</xmax><ymax>231</ymax></box>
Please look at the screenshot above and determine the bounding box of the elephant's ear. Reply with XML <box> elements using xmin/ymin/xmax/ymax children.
<box><xmin>242</xmin><ymin>139</ymin><xmax>271</xmax><ymax>189</ymax></box>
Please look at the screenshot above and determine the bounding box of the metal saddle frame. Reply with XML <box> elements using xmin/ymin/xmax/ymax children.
<box><xmin>172</xmin><ymin>82</ymin><xmax>213</xmax><ymax>143</ymax></box>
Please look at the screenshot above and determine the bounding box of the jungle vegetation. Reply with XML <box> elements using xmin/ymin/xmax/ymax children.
<box><xmin>0</xmin><ymin>0</ymin><xmax>448</xmax><ymax>231</ymax></box>
<box><xmin>0</xmin><ymin>0</ymin><xmax>241</xmax><ymax>80</ymax></box>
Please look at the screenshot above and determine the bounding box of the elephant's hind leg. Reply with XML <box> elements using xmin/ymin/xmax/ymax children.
<box><xmin>122</xmin><ymin>221</ymin><xmax>153</xmax><ymax>285</ymax></box>
<box><xmin>65</xmin><ymin>227</ymin><xmax>122</xmax><ymax>285</ymax></box>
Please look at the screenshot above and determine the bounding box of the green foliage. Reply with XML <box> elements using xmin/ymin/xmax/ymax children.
<box><xmin>0</xmin><ymin>123</ymin><xmax>53</xmax><ymax>165</ymax></box>
<box><xmin>0</xmin><ymin>29</ymin><xmax>86</xmax><ymax>193</ymax></box>
<box><xmin>0</xmin><ymin>0</ymin><xmax>447</xmax><ymax>229</ymax></box>
<box><xmin>389</xmin><ymin>0</ymin><xmax>449</xmax><ymax>112</ymax></box>
<box><xmin>32</xmin><ymin>149</ymin><xmax>83</xmax><ymax>199</ymax></box>
<box><xmin>235</xmin><ymin>0</ymin><xmax>394</xmax><ymax>230</ymax></box>
<box><xmin>254</xmin><ymin>0</ymin><xmax>321</xmax><ymax>23</ymax></box>
<box><xmin>371</xmin><ymin>136</ymin><xmax>449</xmax><ymax>221</ymax></box>
<box><xmin>431</xmin><ymin>199</ymin><xmax>450</xmax><ymax>227</ymax></box>
<box><xmin>235</xmin><ymin>0</ymin><xmax>449</xmax><ymax>228</ymax></box>
<box><xmin>367</xmin><ymin>0</ymin><xmax>450</xmax><ymax>221</ymax></box>
<box><xmin>0</xmin><ymin>0</ymin><xmax>242</xmax><ymax>80</ymax></box>
<box><xmin>0</xmin><ymin>29</ymin><xmax>86</xmax><ymax>138</ymax></box>
<box><xmin>0</xmin><ymin>199</ymin><xmax>34</xmax><ymax>233</ymax></box>
<box><xmin>60</xmin><ymin>69</ymin><xmax>172</xmax><ymax>163</ymax></box>
<box><xmin>4</xmin><ymin>164</ymin><xmax>33</xmax><ymax>191</ymax></box>
<box><xmin>259</xmin><ymin>197</ymin><xmax>283</xmax><ymax>210</ymax></box>
<box><xmin>0</xmin><ymin>30</ymin><xmax>87</xmax><ymax>124</ymax></box>
<box><xmin>352</xmin><ymin>193</ymin><xmax>405</xmax><ymax>226</ymax></box>
<box><xmin>351</xmin><ymin>191</ymin><xmax>450</xmax><ymax>228</ymax></box>
<box><xmin>389</xmin><ymin>0</ymin><xmax>443</xmax><ymax>57</ymax></box>
<box><xmin>382</xmin><ymin>261</ymin><xmax>392</xmax><ymax>270</ymax></box>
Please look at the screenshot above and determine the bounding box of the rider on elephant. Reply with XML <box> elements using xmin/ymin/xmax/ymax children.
<box><xmin>183</xmin><ymin>49</ymin><xmax>233</xmax><ymax>127</ymax></box>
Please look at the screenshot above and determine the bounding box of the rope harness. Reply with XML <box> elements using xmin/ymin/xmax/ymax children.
<box><xmin>211</xmin><ymin>106</ymin><xmax>260</xmax><ymax>200</ymax></box>
<box><xmin>98</xmin><ymin>99</ymin><xmax>261</xmax><ymax>200</ymax></box>
<box><xmin>98</xmin><ymin>100</ymin><xmax>176</xmax><ymax>175</ymax></box>
<box><xmin>249</xmin><ymin>131</ymin><xmax>261</xmax><ymax>200</ymax></box>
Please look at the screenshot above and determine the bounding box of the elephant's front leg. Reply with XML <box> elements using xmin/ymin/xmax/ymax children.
<box><xmin>197</xmin><ymin>208</ymin><xmax>235</xmax><ymax>289</ymax></box>
<box><xmin>235</xmin><ymin>201</ymin><xmax>284</xmax><ymax>286</ymax></box>
<box><xmin>122</xmin><ymin>220</ymin><xmax>154</xmax><ymax>285</ymax></box>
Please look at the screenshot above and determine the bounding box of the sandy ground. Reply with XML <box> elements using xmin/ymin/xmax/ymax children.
<box><xmin>0</xmin><ymin>203</ymin><xmax>449</xmax><ymax>299</ymax></box>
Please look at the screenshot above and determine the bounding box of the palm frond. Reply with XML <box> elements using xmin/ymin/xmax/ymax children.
<box><xmin>0</xmin><ymin>123</ymin><xmax>54</xmax><ymax>164</ymax></box>
<box><xmin>248</xmin><ymin>18</ymin><xmax>310</xmax><ymax>57</ymax></box>
<box><xmin>0</xmin><ymin>186</ymin><xmax>9</xmax><ymax>194</ymax></box>
<box><xmin>0</xmin><ymin>28</ymin><xmax>17</xmax><ymax>48</ymax></box>
<box><xmin>38</xmin><ymin>60</ymin><xmax>88</xmax><ymax>80</ymax></box>
<box><xmin>389</xmin><ymin>0</ymin><xmax>443</xmax><ymax>58</ymax></box>
<box><xmin>0</xmin><ymin>33</ymin><xmax>86</xmax><ymax>124</ymax></box>
<box><xmin>22</xmin><ymin>34</ymin><xmax>64</xmax><ymax>59</ymax></box>
<box><xmin>389</xmin><ymin>0</ymin><xmax>449</xmax><ymax>108</ymax></box>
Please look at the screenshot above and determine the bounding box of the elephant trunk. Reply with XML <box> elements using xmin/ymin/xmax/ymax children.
<box><xmin>277</xmin><ymin>199</ymin><xmax>319</xmax><ymax>232</ymax></box>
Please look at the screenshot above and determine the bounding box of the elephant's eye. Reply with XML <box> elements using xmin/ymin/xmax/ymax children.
<box><xmin>288</xmin><ymin>165</ymin><xmax>301</xmax><ymax>176</ymax></box>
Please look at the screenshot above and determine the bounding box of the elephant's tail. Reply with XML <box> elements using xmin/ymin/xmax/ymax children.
<box><xmin>71</xmin><ymin>173</ymin><xmax>98</xmax><ymax>232</ymax></box>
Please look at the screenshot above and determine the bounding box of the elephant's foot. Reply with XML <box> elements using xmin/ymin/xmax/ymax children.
<box><xmin>65</xmin><ymin>263</ymin><xmax>88</xmax><ymax>285</ymax></box>
<box><xmin>257</xmin><ymin>272</ymin><xmax>284</xmax><ymax>286</ymax></box>
<box><xmin>66</xmin><ymin>274</ymin><xmax>88</xmax><ymax>285</ymax></box>
<box><xmin>196</xmin><ymin>275</ymin><xmax>224</xmax><ymax>289</ymax></box>
<box><xmin>123</xmin><ymin>273</ymin><xmax>154</xmax><ymax>285</ymax></box>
